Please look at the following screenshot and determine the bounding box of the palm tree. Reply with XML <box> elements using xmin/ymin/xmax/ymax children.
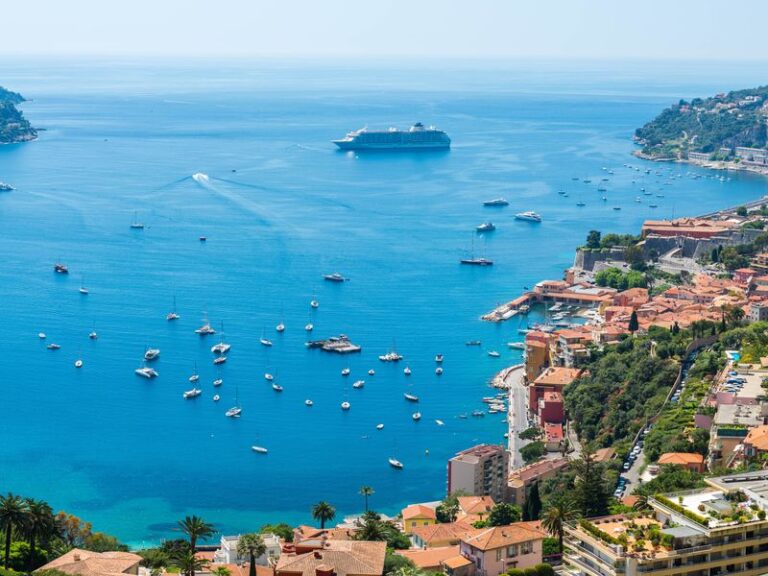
<box><xmin>359</xmin><ymin>486</ymin><xmax>374</xmax><ymax>512</ymax></box>
<box><xmin>177</xmin><ymin>515</ymin><xmax>215</xmax><ymax>550</ymax></box>
<box><xmin>311</xmin><ymin>502</ymin><xmax>336</xmax><ymax>529</ymax></box>
<box><xmin>541</xmin><ymin>493</ymin><xmax>579</xmax><ymax>554</ymax></box>
<box><xmin>0</xmin><ymin>493</ymin><xmax>29</xmax><ymax>569</ymax></box>
<box><xmin>632</xmin><ymin>494</ymin><xmax>651</xmax><ymax>512</ymax></box>
<box><xmin>236</xmin><ymin>533</ymin><xmax>266</xmax><ymax>576</ymax></box>
<box><xmin>355</xmin><ymin>511</ymin><xmax>387</xmax><ymax>542</ymax></box>
<box><xmin>172</xmin><ymin>548</ymin><xmax>208</xmax><ymax>576</ymax></box>
<box><xmin>25</xmin><ymin>499</ymin><xmax>57</xmax><ymax>571</ymax></box>
<box><xmin>176</xmin><ymin>515</ymin><xmax>214</xmax><ymax>576</ymax></box>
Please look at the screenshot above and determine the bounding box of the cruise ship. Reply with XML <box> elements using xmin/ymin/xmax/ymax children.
<box><xmin>333</xmin><ymin>123</ymin><xmax>450</xmax><ymax>150</ymax></box>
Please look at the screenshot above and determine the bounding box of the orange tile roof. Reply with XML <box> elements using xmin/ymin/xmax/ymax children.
<box><xmin>395</xmin><ymin>546</ymin><xmax>460</xmax><ymax>569</ymax></box>
<box><xmin>745</xmin><ymin>425</ymin><xmax>768</xmax><ymax>452</ymax></box>
<box><xmin>533</xmin><ymin>367</ymin><xmax>581</xmax><ymax>387</ymax></box>
<box><xmin>442</xmin><ymin>555</ymin><xmax>474</xmax><ymax>569</ymax></box>
<box><xmin>402</xmin><ymin>504</ymin><xmax>437</xmax><ymax>521</ymax></box>
<box><xmin>508</xmin><ymin>457</ymin><xmax>569</xmax><ymax>484</ymax></box>
<box><xmin>276</xmin><ymin>541</ymin><xmax>385</xmax><ymax>576</ymax></box>
<box><xmin>203</xmin><ymin>564</ymin><xmax>273</xmax><ymax>576</ymax></box>
<box><xmin>411</xmin><ymin>521</ymin><xmax>474</xmax><ymax>546</ymax></box>
<box><xmin>461</xmin><ymin>522</ymin><xmax>546</xmax><ymax>551</ymax></box>
<box><xmin>37</xmin><ymin>549</ymin><xmax>142</xmax><ymax>576</ymax></box>
<box><xmin>658</xmin><ymin>452</ymin><xmax>704</xmax><ymax>466</ymax></box>
<box><xmin>457</xmin><ymin>496</ymin><xmax>495</xmax><ymax>516</ymax></box>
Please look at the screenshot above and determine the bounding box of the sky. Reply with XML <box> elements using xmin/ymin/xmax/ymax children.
<box><xmin>2</xmin><ymin>0</ymin><xmax>768</xmax><ymax>60</ymax></box>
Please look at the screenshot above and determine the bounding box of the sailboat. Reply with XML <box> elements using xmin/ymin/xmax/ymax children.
<box><xmin>130</xmin><ymin>211</ymin><xmax>145</xmax><ymax>230</ymax></box>
<box><xmin>166</xmin><ymin>296</ymin><xmax>180</xmax><ymax>321</ymax></box>
<box><xmin>89</xmin><ymin>322</ymin><xmax>98</xmax><ymax>340</ymax></box>
<box><xmin>188</xmin><ymin>361</ymin><xmax>200</xmax><ymax>383</ymax></box>
<box><xmin>79</xmin><ymin>276</ymin><xmax>89</xmax><ymax>295</ymax></box>
<box><xmin>378</xmin><ymin>339</ymin><xmax>403</xmax><ymax>362</ymax></box>
<box><xmin>225</xmin><ymin>381</ymin><xmax>242</xmax><ymax>417</ymax></box>
<box><xmin>305</xmin><ymin>315</ymin><xmax>314</xmax><ymax>332</ymax></box>
<box><xmin>195</xmin><ymin>311</ymin><xmax>216</xmax><ymax>336</ymax></box>
<box><xmin>460</xmin><ymin>235</ymin><xmax>493</xmax><ymax>266</ymax></box>
<box><xmin>260</xmin><ymin>329</ymin><xmax>273</xmax><ymax>347</ymax></box>
<box><xmin>276</xmin><ymin>307</ymin><xmax>285</xmax><ymax>333</ymax></box>
<box><xmin>310</xmin><ymin>295</ymin><xmax>319</xmax><ymax>309</ymax></box>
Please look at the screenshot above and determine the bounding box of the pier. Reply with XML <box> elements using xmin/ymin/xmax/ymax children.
<box><xmin>305</xmin><ymin>335</ymin><xmax>362</xmax><ymax>353</ymax></box>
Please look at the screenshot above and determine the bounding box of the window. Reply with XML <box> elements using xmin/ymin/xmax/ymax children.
<box><xmin>496</xmin><ymin>550</ymin><xmax>502</xmax><ymax>562</ymax></box>
<box><xmin>507</xmin><ymin>545</ymin><xmax>518</xmax><ymax>557</ymax></box>
<box><xmin>520</xmin><ymin>541</ymin><xmax>533</xmax><ymax>555</ymax></box>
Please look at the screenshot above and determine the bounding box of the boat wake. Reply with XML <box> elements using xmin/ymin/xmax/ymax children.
<box><xmin>190</xmin><ymin>172</ymin><xmax>272</xmax><ymax>226</ymax></box>
<box><xmin>192</xmin><ymin>172</ymin><xmax>211</xmax><ymax>186</ymax></box>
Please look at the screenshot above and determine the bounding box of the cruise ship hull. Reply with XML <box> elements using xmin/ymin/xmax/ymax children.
<box><xmin>333</xmin><ymin>140</ymin><xmax>450</xmax><ymax>151</ymax></box>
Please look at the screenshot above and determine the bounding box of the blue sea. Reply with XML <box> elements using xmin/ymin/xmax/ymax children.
<box><xmin>1</xmin><ymin>58</ymin><xmax>768</xmax><ymax>546</ymax></box>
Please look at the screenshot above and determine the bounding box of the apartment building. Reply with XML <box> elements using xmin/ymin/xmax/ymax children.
<box><xmin>447</xmin><ymin>445</ymin><xmax>509</xmax><ymax>503</ymax></box>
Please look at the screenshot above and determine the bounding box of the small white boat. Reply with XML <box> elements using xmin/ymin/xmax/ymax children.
<box><xmin>47</xmin><ymin>343</ymin><xmax>61</xmax><ymax>350</ymax></box>
<box><xmin>515</xmin><ymin>211</ymin><xmax>542</xmax><ymax>222</ymax></box>
<box><xmin>272</xmin><ymin>383</ymin><xmax>283</xmax><ymax>392</ymax></box>
<box><xmin>211</xmin><ymin>342</ymin><xmax>231</xmax><ymax>354</ymax></box>
<box><xmin>404</xmin><ymin>393</ymin><xmax>419</xmax><ymax>402</ymax></box>
<box><xmin>225</xmin><ymin>407</ymin><xmax>242</xmax><ymax>417</ymax></box>
<box><xmin>276</xmin><ymin>322</ymin><xmax>285</xmax><ymax>333</ymax></box>
<box><xmin>352</xmin><ymin>380</ymin><xmax>365</xmax><ymax>389</ymax></box>
<box><xmin>213</xmin><ymin>356</ymin><xmax>227</xmax><ymax>365</ymax></box>
<box><xmin>38</xmin><ymin>332</ymin><xmax>46</xmax><ymax>339</ymax></box>
<box><xmin>389</xmin><ymin>457</ymin><xmax>404</xmax><ymax>469</ymax></box>
<box><xmin>79</xmin><ymin>286</ymin><xmax>89</xmax><ymax>295</ymax></box>
<box><xmin>305</xmin><ymin>323</ymin><xmax>314</xmax><ymax>332</ymax></box>
<box><xmin>195</xmin><ymin>324</ymin><xmax>216</xmax><ymax>335</ymax></box>
<box><xmin>89</xmin><ymin>331</ymin><xmax>98</xmax><ymax>340</ymax></box>
<box><xmin>251</xmin><ymin>446</ymin><xmax>268</xmax><ymax>454</ymax></box>
<box><xmin>507</xmin><ymin>342</ymin><xmax>525</xmax><ymax>350</ymax></box>
<box><xmin>305</xmin><ymin>399</ymin><xmax>313</xmax><ymax>406</ymax></box>
<box><xmin>436</xmin><ymin>419</ymin><xmax>445</xmax><ymax>426</ymax></box>
<box><xmin>135</xmin><ymin>366</ymin><xmax>158</xmax><ymax>379</ymax></box>
<box><xmin>166</xmin><ymin>311</ymin><xmax>180</xmax><ymax>321</ymax></box>
<box><xmin>189</xmin><ymin>363</ymin><xmax>200</xmax><ymax>383</ymax></box>
<box><xmin>412</xmin><ymin>412</ymin><xmax>422</xmax><ymax>421</ymax></box>
<box><xmin>434</xmin><ymin>354</ymin><xmax>443</xmax><ymax>363</ymax></box>
<box><xmin>213</xmin><ymin>378</ymin><xmax>223</xmax><ymax>387</ymax></box>
<box><xmin>144</xmin><ymin>348</ymin><xmax>160</xmax><ymax>361</ymax></box>
<box><xmin>74</xmin><ymin>359</ymin><xmax>83</xmax><ymax>368</ymax></box>
<box><xmin>488</xmin><ymin>350</ymin><xmax>500</xmax><ymax>358</ymax></box>
<box><xmin>310</xmin><ymin>299</ymin><xmax>319</xmax><ymax>309</ymax></box>
<box><xmin>183</xmin><ymin>388</ymin><xmax>201</xmax><ymax>399</ymax></box>
<box><xmin>341</xmin><ymin>368</ymin><xmax>351</xmax><ymax>376</ymax></box>
<box><xmin>260</xmin><ymin>337</ymin><xmax>273</xmax><ymax>347</ymax></box>
<box><xmin>213</xmin><ymin>394</ymin><xmax>220</xmax><ymax>402</ymax></box>
<box><xmin>376</xmin><ymin>423</ymin><xmax>384</xmax><ymax>430</ymax></box>
<box><xmin>341</xmin><ymin>401</ymin><xmax>351</xmax><ymax>411</ymax></box>
<box><xmin>404</xmin><ymin>367</ymin><xmax>412</xmax><ymax>376</ymax></box>
<box><xmin>435</xmin><ymin>367</ymin><xmax>443</xmax><ymax>375</ymax></box>
<box><xmin>378</xmin><ymin>351</ymin><xmax>403</xmax><ymax>362</ymax></box>
<box><xmin>368</xmin><ymin>369</ymin><xmax>375</xmax><ymax>375</ymax></box>
<box><xmin>264</xmin><ymin>373</ymin><xmax>274</xmax><ymax>381</ymax></box>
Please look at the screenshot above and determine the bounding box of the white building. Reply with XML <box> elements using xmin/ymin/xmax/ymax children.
<box><xmin>213</xmin><ymin>533</ymin><xmax>282</xmax><ymax>566</ymax></box>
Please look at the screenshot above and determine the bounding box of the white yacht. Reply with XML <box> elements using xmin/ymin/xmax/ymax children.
<box><xmin>435</xmin><ymin>419</ymin><xmax>445</xmax><ymax>426</ymax></box>
<box><xmin>89</xmin><ymin>330</ymin><xmax>98</xmax><ymax>340</ymax></box>
<box><xmin>38</xmin><ymin>332</ymin><xmax>46</xmax><ymax>339</ymax></box>
<box><xmin>195</xmin><ymin>322</ymin><xmax>216</xmax><ymax>335</ymax></box>
<box><xmin>376</xmin><ymin>424</ymin><xmax>384</xmax><ymax>430</ymax></box>
<box><xmin>47</xmin><ymin>343</ymin><xmax>61</xmax><ymax>350</ymax></box>
<box><xmin>183</xmin><ymin>388</ymin><xmax>201</xmax><ymax>399</ymax></box>
<box><xmin>488</xmin><ymin>350</ymin><xmax>500</xmax><ymax>358</ymax></box>
<box><xmin>341</xmin><ymin>401</ymin><xmax>351</xmax><ymax>411</ymax></box>
<box><xmin>368</xmin><ymin>369</ymin><xmax>375</xmax><ymax>375</ymax></box>
<box><xmin>144</xmin><ymin>348</ymin><xmax>160</xmax><ymax>361</ymax></box>
<box><xmin>225</xmin><ymin>406</ymin><xmax>242</xmax><ymax>418</ymax></box>
<box><xmin>378</xmin><ymin>351</ymin><xmax>403</xmax><ymax>362</ymax></box>
<box><xmin>135</xmin><ymin>366</ymin><xmax>158</xmax><ymax>379</ymax></box>
<box><xmin>213</xmin><ymin>378</ymin><xmax>223</xmax><ymax>387</ymax></box>
<box><xmin>388</xmin><ymin>457</ymin><xmax>404</xmax><ymax>469</ymax></box>
<box><xmin>213</xmin><ymin>394</ymin><xmax>220</xmax><ymax>402</ymax></box>
<box><xmin>272</xmin><ymin>383</ymin><xmax>283</xmax><ymax>392</ymax></box>
<box><xmin>341</xmin><ymin>368</ymin><xmax>351</xmax><ymax>376</ymax></box>
<box><xmin>404</xmin><ymin>393</ymin><xmax>419</xmax><ymax>402</ymax></box>
<box><xmin>251</xmin><ymin>446</ymin><xmax>268</xmax><ymax>454</ymax></box>
<box><xmin>264</xmin><ymin>373</ymin><xmax>274</xmax><ymax>381</ymax></box>
<box><xmin>305</xmin><ymin>399</ymin><xmax>314</xmax><ymax>407</ymax></box>
<box><xmin>188</xmin><ymin>362</ymin><xmax>199</xmax><ymax>383</ymax></box>
<box><xmin>514</xmin><ymin>211</ymin><xmax>542</xmax><ymax>223</ymax></box>
<box><xmin>352</xmin><ymin>380</ymin><xmax>365</xmax><ymax>389</ymax></box>
<box><xmin>211</xmin><ymin>342</ymin><xmax>231</xmax><ymax>354</ymax></box>
<box><xmin>260</xmin><ymin>337</ymin><xmax>273</xmax><ymax>347</ymax></box>
<box><xmin>166</xmin><ymin>296</ymin><xmax>180</xmax><ymax>321</ymax></box>
<box><xmin>213</xmin><ymin>356</ymin><xmax>227</xmax><ymax>365</ymax></box>
<box><xmin>412</xmin><ymin>412</ymin><xmax>422</xmax><ymax>421</ymax></box>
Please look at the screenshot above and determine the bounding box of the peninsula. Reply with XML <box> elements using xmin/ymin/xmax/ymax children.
<box><xmin>0</xmin><ymin>85</ymin><xmax>36</xmax><ymax>144</ymax></box>
<box><xmin>635</xmin><ymin>84</ymin><xmax>768</xmax><ymax>175</ymax></box>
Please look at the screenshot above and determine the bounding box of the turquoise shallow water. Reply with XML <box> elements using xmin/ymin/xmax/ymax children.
<box><xmin>1</xmin><ymin>59</ymin><xmax>768</xmax><ymax>545</ymax></box>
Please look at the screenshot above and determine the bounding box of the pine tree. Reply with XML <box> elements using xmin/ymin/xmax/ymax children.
<box><xmin>628</xmin><ymin>310</ymin><xmax>639</xmax><ymax>332</ymax></box>
<box><xmin>524</xmin><ymin>482</ymin><xmax>542</xmax><ymax>521</ymax></box>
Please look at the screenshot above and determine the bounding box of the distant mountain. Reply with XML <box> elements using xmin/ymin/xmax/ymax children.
<box><xmin>635</xmin><ymin>86</ymin><xmax>768</xmax><ymax>159</ymax></box>
<box><xmin>0</xmin><ymin>85</ymin><xmax>37</xmax><ymax>144</ymax></box>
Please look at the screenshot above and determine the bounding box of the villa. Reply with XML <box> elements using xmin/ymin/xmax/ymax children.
<box><xmin>275</xmin><ymin>540</ymin><xmax>385</xmax><ymax>576</ymax></box>
<box><xmin>458</xmin><ymin>522</ymin><xmax>546</xmax><ymax>576</ymax></box>
<box><xmin>35</xmin><ymin>549</ymin><xmax>145</xmax><ymax>576</ymax></box>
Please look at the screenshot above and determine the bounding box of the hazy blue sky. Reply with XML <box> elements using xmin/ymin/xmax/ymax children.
<box><xmin>4</xmin><ymin>0</ymin><xmax>768</xmax><ymax>60</ymax></box>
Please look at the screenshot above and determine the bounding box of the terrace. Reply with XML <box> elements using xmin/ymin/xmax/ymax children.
<box><xmin>653</xmin><ymin>485</ymin><xmax>768</xmax><ymax>529</ymax></box>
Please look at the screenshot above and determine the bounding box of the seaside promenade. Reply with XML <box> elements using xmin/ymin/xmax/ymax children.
<box><xmin>499</xmin><ymin>365</ymin><xmax>528</xmax><ymax>470</ymax></box>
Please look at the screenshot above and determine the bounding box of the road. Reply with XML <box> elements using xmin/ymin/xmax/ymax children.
<box><xmin>504</xmin><ymin>366</ymin><xmax>529</xmax><ymax>470</ymax></box>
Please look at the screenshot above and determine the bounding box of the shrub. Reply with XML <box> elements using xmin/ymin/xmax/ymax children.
<box><xmin>506</xmin><ymin>570</ymin><xmax>525</xmax><ymax>576</ymax></box>
<box><xmin>534</xmin><ymin>564</ymin><xmax>555</xmax><ymax>576</ymax></box>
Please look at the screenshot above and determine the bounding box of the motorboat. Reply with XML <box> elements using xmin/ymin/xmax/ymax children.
<box><xmin>183</xmin><ymin>388</ymin><xmax>201</xmax><ymax>399</ymax></box>
<box><xmin>436</xmin><ymin>419</ymin><xmax>445</xmax><ymax>426</ymax></box>
<box><xmin>89</xmin><ymin>331</ymin><xmax>98</xmax><ymax>340</ymax></box>
<box><xmin>225</xmin><ymin>406</ymin><xmax>242</xmax><ymax>417</ymax></box>
<box><xmin>514</xmin><ymin>211</ymin><xmax>542</xmax><ymax>222</ymax></box>
<box><xmin>189</xmin><ymin>373</ymin><xmax>200</xmax><ymax>383</ymax></box>
<box><xmin>404</xmin><ymin>366</ymin><xmax>412</xmax><ymax>376</ymax></box>
<box><xmin>144</xmin><ymin>348</ymin><xmax>160</xmax><ymax>361</ymax></box>
<box><xmin>435</xmin><ymin>354</ymin><xmax>443</xmax><ymax>363</ymax></box>
<box><xmin>54</xmin><ymin>263</ymin><xmax>69</xmax><ymax>274</ymax></box>
<box><xmin>471</xmin><ymin>410</ymin><xmax>485</xmax><ymax>417</ymax></box>
<box><xmin>376</xmin><ymin>424</ymin><xmax>384</xmax><ymax>430</ymax></box>
<box><xmin>264</xmin><ymin>373</ymin><xmax>274</xmax><ymax>381</ymax></box>
<box><xmin>465</xmin><ymin>340</ymin><xmax>482</xmax><ymax>346</ymax></box>
<box><xmin>483</xmin><ymin>198</ymin><xmax>509</xmax><ymax>207</ymax></box>
<box><xmin>368</xmin><ymin>369</ymin><xmax>375</xmax><ymax>375</ymax></box>
<box><xmin>352</xmin><ymin>380</ymin><xmax>365</xmax><ymax>389</ymax></box>
<box><xmin>211</xmin><ymin>342</ymin><xmax>231</xmax><ymax>354</ymax></box>
<box><xmin>341</xmin><ymin>401</ymin><xmax>351</xmax><ymax>410</ymax></box>
<box><xmin>310</xmin><ymin>299</ymin><xmax>319</xmax><ymax>308</ymax></box>
<box><xmin>213</xmin><ymin>378</ymin><xmax>223</xmax><ymax>387</ymax></box>
<box><xmin>79</xmin><ymin>286</ymin><xmax>89</xmax><ymax>295</ymax></box>
<box><xmin>213</xmin><ymin>395</ymin><xmax>220</xmax><ymax>402</ymax></box>
<box><xmin>74</xmin><ymin>359</ymin><xmax>83</xmax><ymax>368</ymax></box>
<box><xmin>378</xmin><ymin>351</ymin><xmax>403</xmax><ymax>362</ymax></box>
<box><xmin>488</xmin><ymin>350</ymin><xmax>500</xmax><ymax>357</ymax></box>
<box><xmin>476</xmin><ymin>222</ymin><xmax>496</xmax><ymax>233</ymax></box>
<box><xmin>135</xmin><ymin>366</ymin><xmax>158</xmax><ymax>379</ymax></box>
<box><xmin>276</xmin><ymin>322</ymin><xmax>285</xmax><ymax>332</ymax></box>
<box><xmin>199</xmin><ymin>236</ymin><xmax>207</xmax><ymax>242</ymax></box>
<box><xmin>305</xmin><ymin>399</ymin><xmax>313</xmax><ymax>406</ymax></box>
<box><xmin>412</xmin><ymin>412</ymin><xmax>422</xmax><ymax>421</ymax></box>
<box><xmin>260</xmin><ymin>337</ymin><xmax>273</xmax><ymax>347</ymax></box>
<box><xmin>435</xmin><ymin>367</ymin><xmax>443</xmax><ymax>375</ymax></box>
<box><xmin>305</xmin><ymin>323</ymin><xmax>314</xmax><ymax>332</ymax></box>
<box><xmin>613</xmin><ymin>206</ymin><xmax>621</xmax><ymax>211</ymax></box>
<box><xmin>251</xmin><ymin>446</ymin><xmax>268</xmax><ymax>454</ymax></box>
<box><xmin>341</xmin><ymin>368</ymin><xmax>351</xmax><ymax>376</ymax></box>
<box><xmin>507</xmin><ymin>342</ymin><xmax>526</xmax><ymax>350</ymax></box>
<box><xmin>272</xmin><ymin>383</ymin><xmax>283</xmax><ymax>392</ymax></box>
<box><xmin>213</xmin><ymin>356</ymin><xmax>227</xmax><ymax>365</ymax></box>
<box><xmin>389</xmin><ymin>457</ymin><xmax>404</xmax><ymax>469</ymax></box>
<box><xmin>38</xmin><ymin>332</ymin><xmax>46</xmax><ymax>339</ymax></box>
<box><xmin>404</xmin><ymin>393</ymin><xmax>419</xmax><ymax>402</ymax></box>
<box><xmin>324</xmin><ymin>272</ymin><xmax>347</xmax><ymax>282</ymax></box>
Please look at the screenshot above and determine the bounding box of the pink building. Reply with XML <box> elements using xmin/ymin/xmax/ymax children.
<box><xmin>458</xmin><ymin>523</ymin><xmax>546</xmax><ymax>576</ymax></box>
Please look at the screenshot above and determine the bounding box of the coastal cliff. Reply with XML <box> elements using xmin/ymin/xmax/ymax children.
<box><xmin>635</xmin><ymin>85</ymin><xmax>768</xmax><ymax>160</ymax></box>
<box><xmin>0</xmin><ymin>86</ymin><xmax>37</xmax><ymax>144</ymax></box>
